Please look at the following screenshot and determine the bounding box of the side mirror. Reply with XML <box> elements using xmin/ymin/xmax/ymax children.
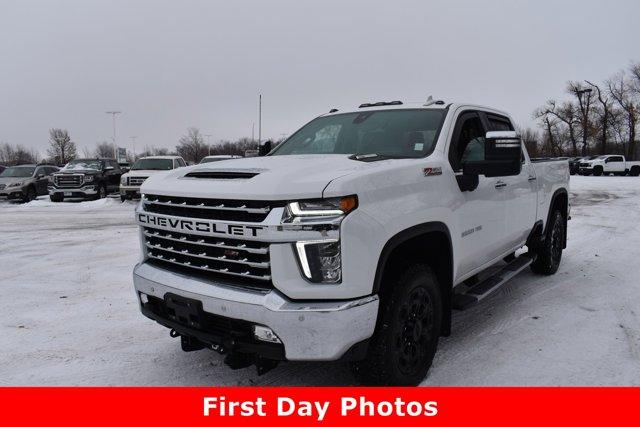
<box><xmin>259</xmin><ymin>140</ymin><xmax>272</xmax><ymax>156</ymax></box>
<box><xmin>462</xmin><ymin>131</ymin><xmax>522</xmax><ymax>178</ymax></box>
<box><xmin>36</xmin><ymin>173</ymin><xmax>45</xmax><ymax>179</ymax></box>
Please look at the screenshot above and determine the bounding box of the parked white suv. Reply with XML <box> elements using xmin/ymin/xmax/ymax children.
<box><xmin>120</xmin><ymin>156</ymin><xmax>186</xmax><ymax>201</ymax></box>
<box><xmin>578</xmin><ymin>154</ymin><xmax>640</xmax><ymax>176</ymax></box>
<box><xmin>133</xmin><ymin>101</ymin><xmax>570</xmax><ymax>385</ymax></box>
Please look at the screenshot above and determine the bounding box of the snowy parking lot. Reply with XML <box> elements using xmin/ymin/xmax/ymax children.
<box><xmin>1</xmin><ymin>176</ymin><xmax>639</xmax><ymax>385</ymax></box>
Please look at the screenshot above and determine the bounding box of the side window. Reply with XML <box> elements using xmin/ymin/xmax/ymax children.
<box><xmin>449</xmin><ymin>112</ymin><xmax>486</xmax><ymax>171</ymax></box>
<box><xmin>487</xmin><ymin>115</ymin><xmax>514</xmax><ymax>131</ymax></box>
<box><xmin>110</xmin><ymin>160</ymin><xmax>120</xmax><ymax>170</ymax></box>
<box><xmin>611</xmin><ymin>156</ymin><xmax>623</xmax><ymax>162</ymax></box>
<box><xmin>177</xmin><ymin>158</ymin><xmax>186</xmax><ymax>167</ymax></box>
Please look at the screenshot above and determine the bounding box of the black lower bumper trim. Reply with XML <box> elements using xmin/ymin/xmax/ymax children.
<box><xmin>140</xmin><ymin>293</ymin><xmax>285</xmax><ymax>360</ymax></box>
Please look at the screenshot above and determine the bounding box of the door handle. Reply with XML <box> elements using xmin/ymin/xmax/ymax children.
<box><xmin>494</xmin><ymin>181</ymin><xmax>507</xmax><ymax>189</ymax></box>
<box><xmin>528</xmin><ymin>175</ymin><xmax>537</xmax><ymax>181</ymax></box>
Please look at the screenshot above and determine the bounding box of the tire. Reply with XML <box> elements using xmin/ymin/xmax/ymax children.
<box><xmin>97</xmin><ymin>184</ymin><xmax>107</xmax><ymax>199</ymax></box>
<box><xmin>24</xmin><ymin>186</ymin><xmax>37</xmax><ymax>202</ymax></box>
<box><xmin>120</xmin><ymin>195</ymin><xmax>127</xmax><ymax>202</ymax></box>
<box><xmin>351</xmin><ymin>264</ymin><xmax>442</xmax><ymax>386</ymax></box>
<box><xmin>50</xmin><ymin>193</ymin><xmax>63</xmax><ymax>203</ymax></box>
<box><xmin>530</xmin><ymin>210</ymin><xmax>565</xmax><ymax>275</ymax></box>
<box><xmin>593</xmin><ymin>166</ymin><xmax>603</xmax><ymax>176</ymax></box>
<box><xmin>630</xmin><ymin>166</ymin><xmax>640</xmax><ymax>177</ymax></box>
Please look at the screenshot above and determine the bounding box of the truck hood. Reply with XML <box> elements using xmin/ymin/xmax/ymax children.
<box><xmin>55</xmin><ymin>169</ymin><xmax>101</xmax><ymax>175</ymax></box>
<box><xmin>140</xmin><ymin>154</ymin><xmax>380</xmax><ymax>200</ymax></box>
<box><xmin>122</xmin><ymin>169</ymin><xmax>169</xmax><ymax>179</ymax></box>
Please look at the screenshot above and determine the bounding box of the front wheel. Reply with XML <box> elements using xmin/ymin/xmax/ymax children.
<box><xmin>351</xmin><ymin>264</ymin><xmax>442</xmax><ymax>386</ymax></box>
<box><xmin>23</xmin><ymin>186</ymin><xmax>37</xmax><ymax>202</ymax></box>
<box><xmin>531</xmin><ymin>210</ymin><xmax>565</xmax><ymax>275</ymax></box>
<box><xmin>593</xmin><ymin>166</ymin><xmax>603</xmax><ymax>176</ymax></box>
<box><xmin>97</xmin><ymin>185</ymin><xmax>107</xmax><ymax>199</ymax></box>
<box><xmin>50</xmin><ymin>193</ymin><xmax>63</xmax><ymax>203</ymax></box>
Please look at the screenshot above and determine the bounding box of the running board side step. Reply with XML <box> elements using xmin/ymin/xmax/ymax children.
<box><xmin>452</xmin><ymin>254</ymin><xmax>536</xmax><ymax>310</ymax></box>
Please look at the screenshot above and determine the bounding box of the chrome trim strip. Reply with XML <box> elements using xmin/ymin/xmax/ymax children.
<box><xmin>145</xmin><ymin>241</ymin><xmax>270</xmax><ymax>268</ymax></box>
<box><xmin>143</xmin><ymin>230</ymin><xmax>268</xmax><ymax>254</ymax></box>
<box><xmin>146</xmin><ymin>252</ymin><xmax>272</xmax><ymax>281</ymax></box>
<box><xmin>143</xmin><ymin>197</ymin><xmax>270</xmax><ymax>214</ymax></box>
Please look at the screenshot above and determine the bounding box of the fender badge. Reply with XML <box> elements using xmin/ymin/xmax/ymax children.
<box><xmin>423</xmin><ymin>167</ymin><xmax>442</xmax><ymax>176</ymax></box>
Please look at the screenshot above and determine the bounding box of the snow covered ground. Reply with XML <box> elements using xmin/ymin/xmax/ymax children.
<box><xmin>1</xmin><ymin>176</ymin><xmax>639</xmax><ymax>385</ymax></box>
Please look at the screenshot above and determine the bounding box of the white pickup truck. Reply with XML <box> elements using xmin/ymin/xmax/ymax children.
<box><xmin>578</xmin><ymin>154</ymin><xmax>640</xmax><ymax>176</ymax></box>
<box><xmin>133</xmin><ymin>101</ymin><xmax>569</xmax><ymax>385</ymax></box>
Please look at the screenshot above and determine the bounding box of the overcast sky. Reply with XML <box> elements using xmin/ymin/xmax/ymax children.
<box><xmin>1</xmin><ymin>0</ymin><xmax>639</xmax><ymax>157</ymax></box>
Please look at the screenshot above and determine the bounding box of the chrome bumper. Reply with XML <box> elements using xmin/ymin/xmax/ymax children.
<box><xmin>49</xmin><ymin>186</ymin><xmax>97</xmax><ymax>195</ymax></box>
<box><xmin>133</xmin><ymin>262</ymin><xmax>379</xmax><ymax>361</ymax></box>
<box><xmin>120</xmin><ymin>185</ymin><xmax>140</xmax><ymax>194</ymax></box>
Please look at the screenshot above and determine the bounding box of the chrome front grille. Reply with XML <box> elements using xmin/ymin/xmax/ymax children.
<box><xmin>128</xmin><ymin>176</ymin><xmax>148</xmax><ymax>186</ymax></box>
<box><xmin>54</xmin><ymin>174</ymin><xmax>84</xmax><ymax>187</ymax></box>
<box><xmin>142</xmin><ymin>194</ymin><xmax>282</xmax><ymax>222</ymax></box>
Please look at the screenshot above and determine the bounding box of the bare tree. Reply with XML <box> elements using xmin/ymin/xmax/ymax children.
<box><xmin>607</xmin><ymin>72</ymin><xmax>638</xmax><ymax>160</ymax></box>
<box><xmin>517</xmin><ymin>127</ymin><xmax>540</xmax><ymax>158</ymax></box>
<box><xmin>0</xmin><ymin>143</ymin><xmax>39</xmax><ymax>165</ymax></box>
<box><xmin>47</xmin><ymin>128</ymin><xmax>77</xmax><ymax>165</ymax></box>
<box><xmin>585</xmin><ymin>80</ymin><xmax>613</xmax><ymax>155</ymax></box>
<box><xmin>94</xmin><ymin>141</ymin><xmax>115</xmax><ymax>158</ymax></box>
<box><xmin>535</xmin><ymin>100</ymin><xmax>579</xmax><ymax>156</ymax></box>
<box><xmin>175</xmin><ymin>127</ymin><xmax>209</xmax><ymax>163</ymax></box>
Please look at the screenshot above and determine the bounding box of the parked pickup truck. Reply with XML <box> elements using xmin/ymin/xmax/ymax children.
<box><xmin>120</xmin><ymin>156</ymin><xmax>186</xmax><ymax>201</ymax></box>
<box><xmin>49</xmin><ymin>158</ymin><xmax>123</xmax><ymax>202</ymax></box>
<box><xmin>133</xmin><ymin>101</ymin><xmax>570</xmax><ymax>385</ymax></box>
<box><xmin>578</xmin><ymin>154</ymin><xmax>640</xmax><ymax>176</ymax></box>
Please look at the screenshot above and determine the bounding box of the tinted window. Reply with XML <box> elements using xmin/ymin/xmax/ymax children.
<box><xmin>449</xmin><ymin>112</ymin><xmax>486</xmax><ymax>171</ymax></box>
<box><xmin>271</xmin><ymin>109</ymin><xmax>446</xmax><ymax>158</ymax></box>
<box><xmin>177</xmin><ymin>158</ymin><xmax>186</xmax><ymax>167</ymax></box>
<box><xmin>132</xmin><ymin>159</ymin><xmax>174</xmax><ymax>170</ymax></box>
<box><xmin>488</xmin><ymin>115</ymin><xmax>514</xmax><ymax>131</ymax></box>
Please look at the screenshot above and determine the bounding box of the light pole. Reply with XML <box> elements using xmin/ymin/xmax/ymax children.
<box><xmin>106</xmin><ymin>111</ymin><xmax>122</xmax><ymax>159</ymax></box>
<box><xmin>129</xmin><ymin>136</ymin><xmax>137</xmax><ymax>160</ymax></box>
<box><xmin>258</xmin><ymin>94</ymin><xmax>262</xmax><ymax>147</ymax></box>
<box><xmin>576</xmin><ymin>89</ymin><xmax>592</xmax><ymax>156</ymax></box>
<box><xmin>205</xmin><ymin>134</ymin><xmax>212</xmax><ymax>155</ymax></box>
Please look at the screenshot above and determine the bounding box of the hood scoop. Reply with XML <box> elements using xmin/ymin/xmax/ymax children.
<box><xmin>184</xmin><ymin>170</ymin><xmax>260</xmax><ymax>180</ymax></box>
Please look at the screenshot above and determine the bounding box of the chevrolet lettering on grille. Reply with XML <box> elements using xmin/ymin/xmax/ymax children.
<box><xmin>137</xmin><ymin>213</ymin><xmax>265</xmax><ymax>237</ymax></box>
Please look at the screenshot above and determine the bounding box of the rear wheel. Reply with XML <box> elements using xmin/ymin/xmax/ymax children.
<box><xmin>351</xmin><ymin>264</ymin><xmax>442</xmax><ymax>385</ymax></box>
<box><xmin>630</xmin><ymin>166</ymin><xmax>640</xmax><ymax>177</ymax></box>
<box><xmin>531</xmin><ymin>210</ymin><xmax>565</xmax><ymax>275</ymax></box>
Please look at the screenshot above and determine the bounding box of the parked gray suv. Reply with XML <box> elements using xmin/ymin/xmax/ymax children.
<box><xmin>0</xmin><ymin>164</ymin><xmax>59</xmax><ymax>202</ymax></box>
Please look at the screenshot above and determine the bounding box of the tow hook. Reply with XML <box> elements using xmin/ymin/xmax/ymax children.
<box><xmin>224</xmin><ymin>352</ymin><xmax>279</xmax><ymax>376</ymax></box>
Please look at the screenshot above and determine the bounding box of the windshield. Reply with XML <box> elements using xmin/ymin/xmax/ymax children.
<box><xmin>63</xmin><ymin>159</ymin><xmax>103</xmax><ymax>170</ymax></box>
<box><xmin>271</xmin><ymin>109</ymin><xmax>446</xmax><ymax>158</ymax></box>
<box><xmin>132</xmin><ymin>159</ymin><xmax>173</xmax><ymax>170</ymax></box>
<box><xmin>0</xmin><ymin>166</ymin><xmax>35</xmax><ymax>178</ymax></box>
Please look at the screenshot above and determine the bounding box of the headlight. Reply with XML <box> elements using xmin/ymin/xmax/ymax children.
<box><xmin>295</xmin><ymin>240</ymin><xmax>342</xmax><ymax>283</ymax></box>
<box><xmin>84</xmin><ymin>175</ymin><xmax>94</xmax><ymax>182</ymax></box>
<box><xmin>8</xmin><ymin>182</ymin><xmax>23</xmax><ymax>187</ymax></box>
<box><xmin>286</xmin><ymin>195</ymin><xmax>358</xmax><ymax>218</ymax></box>
<box><xmin>121</xmin><ymin>176</ymin><xmax>127</xmax><ymax>185</ymax></box>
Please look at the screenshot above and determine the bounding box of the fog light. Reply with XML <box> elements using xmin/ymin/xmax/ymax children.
<box><xmin>295</xmin><ymin>240</ymin><xmax>342</xmax><ymax>283</ymax></box>
<box><xmin>139</xmin><ymin>292</ymin><xmax>149</xmax><ymax>304</ymax></box>
<box><xmin>253</xmin><ymin>325</ymin><xmax>281</xmax><ymax>343</ymax></box>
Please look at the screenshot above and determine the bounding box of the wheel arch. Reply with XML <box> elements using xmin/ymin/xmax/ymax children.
<box><xmin>373</xmin><ymin>222</ymin><xmax>454</xmax><ymax>336</ymax></box>
<box><xmin>545</xmin><ymin>188</ymin><xmax>569</xmax><ymax>248</ymax></box>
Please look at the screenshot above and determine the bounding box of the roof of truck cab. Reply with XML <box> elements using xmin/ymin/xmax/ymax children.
<box><xmin>319</xmin><ymin>101</ymin><xmax>511</xmax><ymax>118</ymax></box>
<box><xmin>139</xmin><ymin>156</ymin><xmax>183</xmax><ymax>160</ymax></box>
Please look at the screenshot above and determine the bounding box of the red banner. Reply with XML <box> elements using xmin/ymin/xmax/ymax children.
<box><xmin>2</xmin><ymin>387</ymin><xmax>638</xmax><ymax>426</ymax></box>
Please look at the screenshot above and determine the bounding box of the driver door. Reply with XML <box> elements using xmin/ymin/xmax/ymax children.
<box><xmin>448</xmin><ymin>110</ymin><xmax>507</xmax><ymax>281</ymax></box>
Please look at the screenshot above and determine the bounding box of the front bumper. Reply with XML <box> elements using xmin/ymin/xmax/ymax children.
<box><xmin>0</xmin><ymin>187</ymin><xmax>25</xmax><ymax>199</ymax></box>
<box><xmin>49</xmin><ymin>186</ymin><xmax>97</xmax><ymax>197</ymax></box>
<box><xmin>120</xmin><ymin>185</ymin><xmax>141</xmax><ymax>198</ymax></box>
<box><xmin>133</xmin><ymin>262</ymin><xmax>379</xmax><ymax>361</ymax></box>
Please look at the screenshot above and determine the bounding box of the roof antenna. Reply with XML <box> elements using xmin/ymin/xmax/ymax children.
<box><xmin>423</xmin><ymin>95</ymin><xmax>435</xmax><ymax>106</ymax></box>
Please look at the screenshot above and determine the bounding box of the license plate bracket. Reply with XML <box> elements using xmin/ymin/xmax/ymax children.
<box><xmin>165</xmin><ymin>293</ymin><xmax>203</xmax><ymax>329</ymax></box>
<box><xmin>64</xmin><ymin>192</ymin><xmax>72</xmax><ymax>196</ymax></box>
